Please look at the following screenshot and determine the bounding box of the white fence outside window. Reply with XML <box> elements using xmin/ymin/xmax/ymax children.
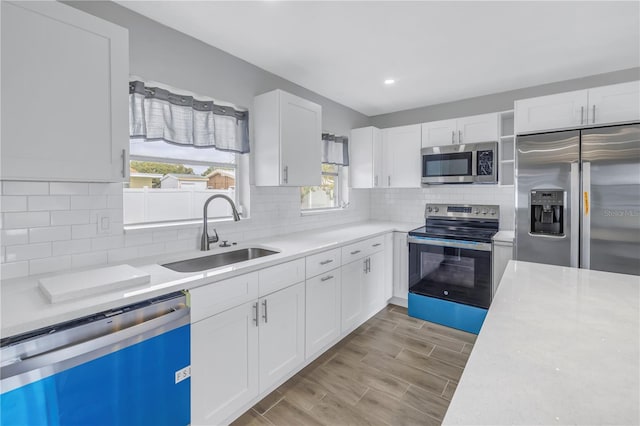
<box><xmin>124</xmin><ymin>188</ymin><xmax>235</xmax><ymax>224</ymax></box>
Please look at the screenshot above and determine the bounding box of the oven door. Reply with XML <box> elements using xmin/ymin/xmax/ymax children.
<box><xmin>408</xmin><ymin>236</ymin><xmax>492</xmax><ymax>308</ymax></box>
<box><xmin>421</xmin><ymin>150</ymin><xmax>475</xmax><ymax>184</ymax></box>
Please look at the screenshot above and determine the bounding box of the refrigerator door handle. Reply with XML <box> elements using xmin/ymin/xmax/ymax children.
<box><xmin>570</xmin><ymin>162</ymin><xmax>580</xmax><ymax>267</ymax></box>
<box><xmin>581</xmin><ymin>162</ymin><xmax>591</xmax><ymax>269</ymax></box>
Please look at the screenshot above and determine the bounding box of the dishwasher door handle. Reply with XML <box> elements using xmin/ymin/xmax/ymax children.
<box><xmin>0</xmin><ymin>305</ymin><xmax>190</xmax><ymax>391</ymax></box>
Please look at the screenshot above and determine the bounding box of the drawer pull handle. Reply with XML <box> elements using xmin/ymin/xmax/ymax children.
<box><xmin>319</xmin><ymin>259</ymin><xmax>333</xmax><ymax>265</ymax></box>
<box><xmin>372</xmin><ymin>243</ymin><xmax>381</xmax><ymax>247</ymax></box>
<box><xmin>320</xmin><ymin>275</ymin><xmax>334</xmax><ymax>282</ymax></box>
<box><xmin>350</xmin><ymin>250</ymin><xmax>361</xmax><ymax>255</ymax></box>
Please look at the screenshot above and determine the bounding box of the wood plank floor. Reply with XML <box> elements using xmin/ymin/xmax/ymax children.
<box><xmin>231</xmin><ymin>305</ymin><xmax>476</xmax><ymax>426</ymax></box>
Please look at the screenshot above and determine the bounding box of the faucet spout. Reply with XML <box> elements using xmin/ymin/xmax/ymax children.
<box><xmin>201</xmin><ymin>194</ymin><xmax>241</xmax><ymax>251</ymax></box>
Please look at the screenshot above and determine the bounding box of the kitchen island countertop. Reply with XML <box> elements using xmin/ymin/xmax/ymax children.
<box><xmin>443</xmin><ymin>260</ymin><xmax>640</xmax><ymax>425</ymax></box>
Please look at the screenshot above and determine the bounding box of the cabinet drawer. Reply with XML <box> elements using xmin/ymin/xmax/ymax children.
<box><xmin>341</xmin><ymin>235</ymin><xmax>385</xmax><ymax>264</ymax></box>
<box><xmin>190</xmin><ymin>272</ymin><xmax>259</xmax><ymax>323</ymax></box>
<box><xmin>306</xmin><ymin>248</ymin><xmax>341</xmax><ymax>279</ymax></box>
<box><xmin>259</xmin><ymin>258</ymin><xmax>305</xmax><ymax>297</ymax></box>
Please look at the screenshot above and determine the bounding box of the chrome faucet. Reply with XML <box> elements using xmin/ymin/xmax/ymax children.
<box><xmin>201</xmin><ymin>194</ymin><xmax>241</xmax><ymax>251</ymax></box>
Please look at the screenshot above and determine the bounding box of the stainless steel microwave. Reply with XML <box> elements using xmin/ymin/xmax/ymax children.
<box><xmin>421</xmin><ymin>141</ymin><xmax>498</xmax><ymax>185</ymax></box>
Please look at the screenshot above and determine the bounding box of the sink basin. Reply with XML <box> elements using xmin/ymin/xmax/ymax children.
<box><xmin>161</xmin><ymin>248</ymin><xmax>279</xmax><ymax>273</ymax></box>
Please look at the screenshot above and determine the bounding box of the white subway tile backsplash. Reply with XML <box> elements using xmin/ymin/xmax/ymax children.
<box><xmin>107</xmin><ymin>247</ymin><xmax>139</xmax><ymax>263</ymax></box>
<box><xmin>91</xmin><ymin>235</ymin><xmax>124</xmax><ymax>251</ymax></box>
<box><xmin>0</xmin><ymin>229</ymin><xmax>28</xmax><ymax>246</ymax></box>
<box><xmin>0</xmin><ymin>261</ymin><xmax>29</xmax><ymax>279</ymax></box>
<box><xmin>107</xmin><ymin>195</ymin><xmax>123</xmax><ymax>209</ymax></box>
<box><xmin>5</xmin><ymin>242</ymin><xmax>51</xmax><ymax>262</ymax></box>
<box><xmin>29</xmin><ymin>255</ymin><xmax>72</xmax><ymax>275</ymax></box>
<box><xmin>89</xmin><ymin>183</ymin><xmax>122</xmax><ymax>195</ymax></box>
<box><xmin>50</xmin><ymin>182</ymin><xmax>89</xmax><ymax>195</ymax></box>
<box><xmin>1</xmin><ymin>196</ymin><xmax>27</xmax><ymax>212</ymax></box>
<box><xmin>71</xmin><ymin>251</ymin><xmax>108</xmax><ymax>269</ymax></box>
<box><xmin>152</xmin><ymin>229</ymin><xmax>178</xmax><ymax>243</ymax></box>
<box><xmin>51</xmin><ymin>210</ymin><xmax>92</xmax><ymax>226</ymax></box>
<box><xmin>52</xmin><ymin>239</ymin><xmax>91</xmax><ymax>256</ymax></box>
<box><xmin>28</xmin><ymin>196</ymin><xmax>70</xmax><ymax>211</ymax></box>
<box><xmin>70</xmin><ymin>196</ymin><xmax>107</xmax><ymax>210</ymax></box>
<box><xmin>71</xmin><ymin>223</ymin><xmax>98</xmax><ymax>239</ymax></box>
<box><xmin>29</xmin><ymin>226</ymin><xmax>72</xmax><ymax>243</ymax></box>
<box><xmin>3</xmin><ymin>212</ymin><xmax>50</xmax><ymax>229</ymax></box>
<box><xmin>2</xmin><ymin>181</ymin><xmax>49</xmax><ymax>195</ymax></box>
<box><xmin>124</xmin><ymin>233</ymin><xmax>153</xmax><ymax>247</ymax></box>
<box><xmin>136</xmin><ymin>242</ymin><xmax>166</xmax><ymax>258</ymax></box>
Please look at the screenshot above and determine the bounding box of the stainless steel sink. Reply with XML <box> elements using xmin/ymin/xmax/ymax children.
<box><xmin>161</xmin><ymin>248</ymin><xmax>279</xmax><ymax>273</ymax></box>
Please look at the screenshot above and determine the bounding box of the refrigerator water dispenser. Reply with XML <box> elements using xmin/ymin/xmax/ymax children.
<box><xmin>530</xmin><ymin>190</ymin><xmax>564</xmax><ymax>236</ymax></box>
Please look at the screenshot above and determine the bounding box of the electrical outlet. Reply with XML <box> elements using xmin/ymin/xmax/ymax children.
<box><xmin>96</xmin><ymin>213</ymin><xmax>111</xmax><ymax>235</ymax></box>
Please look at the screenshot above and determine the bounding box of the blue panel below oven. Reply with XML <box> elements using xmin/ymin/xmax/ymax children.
<box><xmin>1</xmin><ymin>324</ymin><xmax>191</xmax><ymax>426</ymax></box>
<box><xmin>408</xmin><ymin>293</ymin><xmax>487</xmax><ymax>334</ymax></box>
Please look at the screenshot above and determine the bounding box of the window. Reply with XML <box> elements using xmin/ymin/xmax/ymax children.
<box><xmin>126</xmin><ymin>80</ymin><xmax>248</xmax><ymax>226</ymax></box>
<box><xmin>300</xmin><ymin>164</ymin><xmax>342</xmax><ymax>211</ymax></box>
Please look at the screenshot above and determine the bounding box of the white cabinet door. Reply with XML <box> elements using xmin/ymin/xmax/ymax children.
<box><xmin>350</xmin><ymin>126</ymin><xmax>383</xmax><ymax>188</ymax></box>
<box><xmin>191</xmin><ymin>301</ymin><xmax>259</xmax><ymax>426</ymax></box>
<box><xmin>515</xmin><ymin>90</ymin><xmax>589</xmax><ymax>134</ymax></box>
<box><xmin>341</xmin><ymin>258</ymin><xmax>365</xmax><ymax>332</ymax></box>
<box><xmin>280</xmin><ymin>91</ymin><xmax>322</xmax><ymax>186</ymax></box>
<box><xmin>363</xmin><ymin>251</ymin><xmax>386</xmax><ymax>318</ymax></box>
<box><xmin>457</xmin><ymin>113</ymin><xmax>499</xmax><ymax>144</ymax></box>
<box><xmin>305</xmin><ymin>270</ymin><xmax>341</xmax><ymax>358</ymax></box>
<box><xmin>254</xmin><ymin>89</ymin><xmax>321</xmax><ymax>186</ymax></box>
<box><xmin>259</xmin><ymin>282</ymin><xmax>305</xmax><ymax>393</ymax></box>
<box><xmin>393</xmin><ymin>232</ymin><xmax>409</xmax><ymax>300</ymax></box>
<box><xmin>383</xmin><ymin>233</ymin><xmax>394</xmax><ymax>301</ymax></box>
<box><xmin>588</xmin><ymin>81</ymin><xmax>640</xmax><ymax>125</ymax></box>
<box><xmin>421</xmin><ymin>119</ymin><xmax>457</xmax><ymax>147</ymax></box>
<box><xmin>381</xmin><ymin>124</ymin><xmax>422</xmax><ymax>188</ymax></box>
<box><xmin>492</xmin><ymin>241</ymin><xmax>513</xmax><ymax>298</ymax></box>
<box><xmin>1</xmin><ymin>1</ymin><xmax>129</xmax><ymax>182</ymax></box>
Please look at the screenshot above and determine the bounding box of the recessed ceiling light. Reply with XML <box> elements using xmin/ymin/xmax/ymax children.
<box><xmin>384</xmin><ymin>79</ymin><xmax>395</xmax><ymax>85</ymax></box>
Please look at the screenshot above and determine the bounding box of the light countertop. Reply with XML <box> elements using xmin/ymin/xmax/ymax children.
<box><xmin>443</xmin><ymin>260</ymin><xmax>640</xmax><ymax>425</ymax></box>
<box><xmin>492</xmin><ymin>230</ymin><xmax>515</xmax><ymax>243</ymax></box>
<box><xmin>1</xmin><ymin>221</ymin><xmax>418</xmax><ymax>338</ymax></box>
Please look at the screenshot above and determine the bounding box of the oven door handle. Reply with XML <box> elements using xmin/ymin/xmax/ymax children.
<box><xmin>407</xmin><ymin>236</ymin><xmax>492</xmax><ymax>252</ymax></box>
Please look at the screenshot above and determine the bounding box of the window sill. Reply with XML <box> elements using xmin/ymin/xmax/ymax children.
<box><xmin>300</xmin><ymin>207</ymin><xmax>347</xmax><ymax>217</ymax></box>
<box><xmin>124</xmin><ymin>216</ymin><xmax>249</xmax><ymax>233</ymax></box>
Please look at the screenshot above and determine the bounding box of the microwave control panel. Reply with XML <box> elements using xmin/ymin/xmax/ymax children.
<box><xmin>477</xmin><ymin>150</ymin><xmax>494</xmax><ymax>176</ymax></box>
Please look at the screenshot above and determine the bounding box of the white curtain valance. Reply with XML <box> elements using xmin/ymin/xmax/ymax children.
<box><xmin>322</xmin><ymin>133</ymin><xmax>349</xmax><ymax>166</ymax></box>
<box><xmin>129</xmin><ymin>81</ymin><xmax>250</xmax><ymax>154</ymax></box>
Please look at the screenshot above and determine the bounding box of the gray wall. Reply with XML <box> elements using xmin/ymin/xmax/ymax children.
<box><xmin>370</xmin><ymin>67</ymin><xmax>640</xmax><ymax>128</ymax></box>
<box><xmin>66</xmin><ymin>1</ymin><xmax>369</xmax><ymax>137</ymax></box>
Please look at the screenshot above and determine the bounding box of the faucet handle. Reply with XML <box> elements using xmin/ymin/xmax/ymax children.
<box><xmin>208</xmin><ymin>228</ymin><xmax>219</xmax><ymax>243</ymax></box>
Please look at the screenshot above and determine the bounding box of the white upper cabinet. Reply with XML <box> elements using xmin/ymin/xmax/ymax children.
<box><xmin>254</xmin><ymin>89</ymin><xmax>322</xmax><ymax>186</ymax></box>
<box><xmin>587</xmin><ymin>81</ymin><xmax>640</xmax><ymax>126</ymax></box>
<box><xmin>421</xmin><ymin>113</ymin><xmax>498</xmax><ymax>147</ymax></box>
<box><xmin>1</xmin><ymin>1</ymin><xmax>129</xmax><ymax>182</ymax></box>
<box><xmin>381</xmin><ymin>124</ymin><xmax>422</xmax><ymax>188</ymax></box>
<box><xmin>421</xmin><ymin>119</ymin><xmax>458</xmax><ymax>147</ymax></box>
<box><xmin>350</xmin><ymin>126</ymin><xmax>383</xmax><ymax>188</ymax></box>
<box><xmin>515</xmin><ymin>81</ymin><xmax>640</xmax><ymax>134</ymax></box>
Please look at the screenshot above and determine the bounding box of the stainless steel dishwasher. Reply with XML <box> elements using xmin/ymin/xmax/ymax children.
<box><xmin>0</xmin><ymin>291</ymin><xmax>191</xmax><ymax>426</ymax></box>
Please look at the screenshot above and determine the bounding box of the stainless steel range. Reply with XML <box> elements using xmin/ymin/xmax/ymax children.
<box><xmin>407</xmin><ymin>204</ymin><xmax>499</xmax><ymax>334</ymax></box>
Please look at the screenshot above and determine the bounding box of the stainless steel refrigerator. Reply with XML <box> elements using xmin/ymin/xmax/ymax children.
<box><xmin>516</xmin><ymin>123</ymin><xmax>640</xmax><ymax>276</ymax></box>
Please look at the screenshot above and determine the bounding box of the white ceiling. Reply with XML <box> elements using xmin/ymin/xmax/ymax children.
<box><xmin>117</xmin><ymin>1</ymin><xmax>640</xmax><ymax>116</ymax></box>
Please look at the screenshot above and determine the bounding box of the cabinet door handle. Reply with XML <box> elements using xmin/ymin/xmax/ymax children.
<box><xmin>592</xmin><ymin>105</ymin><xmax>596</xmax><ymax>124</ymax></box>
<box><xmin>283</xmin><ymin>166</ymin><xmax>288</xmax><ymax>184</ymax></box>
<box><xmin>451</xmin><ymin>131</ymin><xmax>455</xmax><ymax>144</ymax></box>
<box><xmin>374</xmin><ymin>175</ymin><xmax>378</xmax><ymax>187</ymax></box>
<box><xmin>367</xmin><ymin>257</ymin><xmax>371</xmax><ymax>273</ymax></box>
<box><xmin>253</xmin><ymin>302</ymin><xmax>259</xmax><ymax>327</ymax></box>
<box><xmin>580</xmin><ymin>106</ymin><xmax>584</xmax><ymax>125</ymax></box>
<box><xmin>363</xmin><ymin>258</ymin><xmax>368</xmax><ymax>273</ymax></box>
<box><xmin>262</xmin><ymin>299</ymin><xmax>268</xmax><ymax>323</ymax></box>
<box><xmin>121</xmin><ymin>149</ymin><xmax>126</xmax><ymax>178</ymax></box>
<box><xmin>372</xmin><ymin>243</ymin><xmax>381</xmax><ymax>247</ymax></box>
<box><xmin>458</xmin><ymin>130</ymin><xmax>462</xmax><ymax>144</ymax></box>
<box><xmin>388</xmin><ymin>176</ymin><xmax>391</xmax><ymax>186</ymax></box>
<box><xmin>350</xmin><ymin>250</ymin><xmax>361</xmax><ymax>255</ymax></box>
<box><xmin>320</xmin><ymin>275</ymin><xmax>334</xmax><ymax>282</ymax></box>
<box><xmin>319</xmin><ymin>259</ymin><xmax>333</xmax><ymax>265</ymax></box>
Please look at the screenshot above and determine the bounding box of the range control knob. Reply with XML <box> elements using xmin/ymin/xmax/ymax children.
<box><xmin>474</xmin><ymin>209</ymin><xmax>480</xmax><ymax>214</ymax></box>
<box><xmin>481</xmin><ymin>209</ymin><xmax>488</xmax><ymax>215</ymax></box>
<box><xmin>426</xmin><ymin>206</ymin><xmax>432</xmax><ymax>212</ymax></box>
<box><xmin>444</xmin><ymin>290</ymin><xmax>449</xmax><ymax>296</ymax></box>
<box><xmin>489</xmin><ymin>209</ymin><xmax>497</xmax><ymax>216</ymax></box>
<box><xmin>433</xmin><ymin>207</ymin><xmax>439</xmax><ymax>213</ymax></box>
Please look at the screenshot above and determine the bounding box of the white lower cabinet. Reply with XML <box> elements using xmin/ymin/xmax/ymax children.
<box><xmin>191</xmin><ymin>301</ymin><xmax>259</xmax><ymax>426</ymax></box>
<box><xmin>492</xmin><ymin>238</ymin><xmax>514</xmax><ymax>297</ymax></box>
<box><xmin>258</xmin><ymin>282</ymin><xmax>305</xmax><ymax>393</ymax></box>
<box><xmin>305</xmin><ymin>269</ymin><xmax>341</xmax><ymax>358</ymax></box>
<box><xmin>340</xmin><ymin>257</ymin><xmax>366</xmax><ymax>333</ymax></box>
<box><xmin>393</xmin><ymin>232</ymin><xmax>409</xmax><ymax>301</ymax></box>
<box><xmin>363</xmin><ymin>251</ymin><xmax>385</xmax><ymax>318</ymax></box>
